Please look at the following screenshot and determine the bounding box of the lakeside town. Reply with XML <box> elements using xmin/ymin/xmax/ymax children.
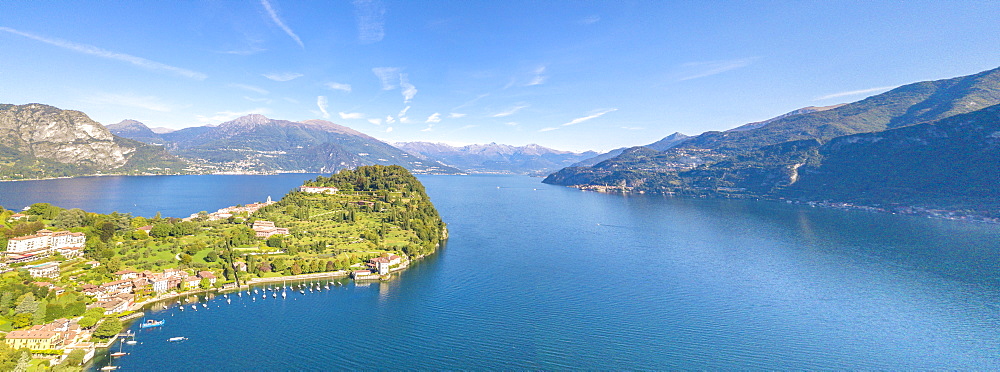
<box><xmin>0</xmin><ymin>167</ymin><xmax>446</xmax><ymax>370</ymax></box>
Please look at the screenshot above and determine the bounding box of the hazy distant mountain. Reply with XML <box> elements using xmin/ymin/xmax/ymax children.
<box><xmin>114</xmin><ymin>114</ymin><xmax>459</xmax><ymax>174</ymax></box>
<box><xmin>394</xmin><ymin>142</ymin><xmax>598</xmax><ymax>175</ymax></box>
<box><xmin>149</xmin><ymin>127</ymin><xmax>175</xmax><ymax>134</ymax></box>
<box><xmin>725</xmin><ymin>104</ymin><xmax>846</xmax><ymax>132</ymax></box>
<box><xmin>0</xmin><ymin>103</ymin><xmax>190</xmax><ymax>180</ymax></box>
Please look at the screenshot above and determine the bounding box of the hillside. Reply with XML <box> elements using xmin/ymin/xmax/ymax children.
<box><xmin>112</xmin><ymin>115</ymin><xmax>460</xmax><ymax>174</ymax></box>
<box><xmin>394</xmin><ymin>142</ymin><xmax>598</xmax><ymax>175</ymax></box>
<box><xmin>0</xmin><ymin>103</ymin><xmax>191</xmax><ymax>180</ymax></box>
<box><xmin>546</xmin><ymin>66</ymin><xmax>1000</xmax><ymax>184</ymax></box>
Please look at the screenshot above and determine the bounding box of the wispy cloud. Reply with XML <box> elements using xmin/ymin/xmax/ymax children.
<box><xmin>526</xmin><ymin>65</ymin><xmax>548</xmax><ymax>86</ymax></box>
<box><xmin>230</xmin><ymin>83</ymin><xmax>269</xmax><ymax>95</ymax></box>
<box><xmin>353</xmin><ymin>0</ymin><xmax>386</xmax><ymax>43</ymax></box>
<box><xmin>260</xmin><ymin>0</ymin><xmax>304</xmax><ymax>48</ymax></box>
<box><xmin>219</xmin><ymin>45</ymin><xmax>267</xmax><ymax>55</ymax></box>
<box><xmin>493</xmin><ymin>104</ymin><xmax>529</xmax><ymax>117</ymax></box>
<box><xmin>339</xmin><ymin>112</ymin><xmax>365</xmax><ymax>120</ymax></box>
<box><xmin>579</xmin><ymin>15</ymin><xmax>601</xmax><ymax>25</ymax></box>
<box><xmin>283</xmin><ymin>97</ymin><xmax>300</xmax><ymax>104</ymax></box>
<box><xmin>449</xmin><ymin>113</ymin><xmax>466</xmax><ymax>118</ymax></box>
<box><xmin>263</xmin><ymin>72</ymin><xmax>303</xmax><ymax>81</ymax></box>
<box><xmin>82</xmin><ymin>93</ymin><xmax>174</xmax><ymax>112</ymax></box>
<box><xmin>540</xmin><ymin>108</ymin><xmax>618</xmax><ymax>132</ymax></box>
<box><xmin>816</xmin><ymin>86</ymin><xmax>897</xmax><ymax>100</ymax></box>
<box><xmin>621</xmin><ymin>126</ymin><xmax>644</xmax><ymax>130</ymax></box>
<box><xmin>399</xmin><ymin>117</ymin><xmax>413</xmax><ymax>124</ymax></box>
<box><xmin>0</xmin><ymin>27</ymin><xmax>206</xmax><ymax>80</ymax></box>
<box><xmin>678</xmin><ymin>57</ymin><xmax>758</xmax><ymax>81</ymax></box>
<box><xmin>426</xmin><ymin>113</ymin><xmax>441</xmax><ymax>123</ymax></box>
<box><xmin>398</xmin><ymin>106</ymin><xmax>411</xmax><ymax>118</ymax></box>
<box><xmin>196</xmin><ymin>108</ymin><xmax>270</xmax><ymax>124</ymax></box>
<box><xmin>372</xmin><ymin>67</ymin><xmax>400</xmax><ymax>90</ymax></box>
<box><xmin>385</xmin><ymin>115</ymin><xmax>396</xmax><ymax>124</ymax></box>
<box><xmin>421</xmin><ymin>124</ymin><xmax>434</xmax><ymax>132</ymax></box>
<box><xmin>317</xmin><ymin>96</ymin><xmax>330</xmax><ymax>119</ymax></box>
<box><xmin>400</xmin><ymin>73</ymin><xmax>417</xmax><ymax>103</ymax></box>
<box><xmin>385</xmin><ymin>126</ymin><xmax>393</xmax><ymax>133</ymax></box>
<box><xmin>367</xmin><ymin>118</ymin><xmax>382</xmax><ymax>125</ymax></box>
<box><xmin>452</xmin><ymin>93</ymin><xmax>489</xmax><ymax>111</ymax></box>
<box><xmin>325</xmin><ymin>82</ymin><xmax>352</xmax><ymax>92</ymax></box>
<box><xmin>457</xmin><ymin>125</ymin><xmax>478</xmax><ymax>131</ymax></box>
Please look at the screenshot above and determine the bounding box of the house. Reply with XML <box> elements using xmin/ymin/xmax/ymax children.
<box><xmin>4</xmin><ymin>330</ymin><xmax>61</xmax><ymax>350</ymax></box>
<box><xmin>252</xmin><ymin>220</ymin><xmax>290</xmax><ymax>238</ymax></box>
<box><xmin>8</xmin><ymin>213</ymin><xmax>27</xmax><ymax>221</ymax></box>
<box><xmin>183</xmin><ymin>275</ymin><xmax>201</xmax><ymax>289</ymax></box>
<box><xmin>86</xmin><ymin>261</ymin><xmax>100</xmax><ymax>268</ymax></box>
<box><xmin>367</xmin><ymin>254</ymin><xmax>402</xmax><ymax>275</ymax></box>
<box><xmin>152</xmin><ymin>276</ymin><xmax>170</xmax><ymax>293</ymax></box>
<box><xmin>198</xmin><ymin>271</ymin><xmax>217</xmax><ymax>285</ymax></box>
<box><xmin>91</xmin><ymin>296</ymin><xmax>130</xmax><ymax>315</ymax></box>
<box><xmin>115</xmin><ymin>269</ymin><xmax>139</xmax><ymax>280</ymax></box>
<box><xmin>137</xmin><ymin>225</ymin><xmax>152</xmax><ymax>233</ymax></box>
<box><xmin>26</xmin><ymin>262</ymin><xmax>60</xmax><ymax>278</ymax></box>
<box><xmin>299</xmin><ymin>186</ymin><xmax>339</xmax><ymax>194</ymax></box>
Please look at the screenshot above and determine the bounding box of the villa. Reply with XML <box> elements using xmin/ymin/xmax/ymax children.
<box><xmin>4</xmin><ymin>229</ymin><xmax>86</xmax><ymax>263</ymax></box>
<box><xmin>252</xmin><ymin>220</ymin><xmax>290</xmax><ymax>238</ymax></box>
<box><xmin>299</xmin><ymin>186</ymin><xmax>339</xmax><ymax>194</ymax></box>
<box><xmin>26</xmin><ymin>262</ymin><xmax>60</xmax><ymax>278</ymax></box>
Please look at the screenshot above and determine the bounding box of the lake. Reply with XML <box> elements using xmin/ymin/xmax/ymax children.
<box><xmin>4</xmin><ymin>174</ymin><xmax>1000</xmax><ymax>369</ymax></box>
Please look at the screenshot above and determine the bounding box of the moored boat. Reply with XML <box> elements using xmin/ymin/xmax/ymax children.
<box><xmin>168</xmin><ymin>336</ymin><xmax>188</xmax><ymax>342</ymax></box>
<box><xmin>139</xmin><ymin>319</ymin><xmax>165</xmax><ymax>329</ymax></box>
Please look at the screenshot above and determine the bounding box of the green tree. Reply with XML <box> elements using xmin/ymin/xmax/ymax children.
<box><xmin>26</xmin><ymin>203</ymin><xmax>62</xmax><ymax>220</ymax></box>
<box><xmin>93</xmin><ymin>318</ymin><xmax>123</xmax><ymax>338</ymax></box>
<box><xmin>14</xmin><ymin>293</ymin><xmax>37</xmax><ymax>314</ymax></box>
<box><xmin>149</xmin><ymin>223</ymin><xmax>174</xmax><ymax>238</ymax></box>
<box><xmin>11</xmin><ymin>313</ymin><xmax>31</xmax><ymax>329</ymax></box>
<box><xmin>54</xmin><ymin>208</ymin><xmax>88</xmax><ymax>228</ymax></box>
<box><xmin>291</xmin><ymin>263</ymin><xmax>302</xmax><ymax>275</ymax></box>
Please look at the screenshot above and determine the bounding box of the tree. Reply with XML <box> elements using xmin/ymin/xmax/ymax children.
<box><xmin>93</xmin><ymin>318</ymin><xmax>123</xmax><ymax>338</ymax></box>
<box><xmin>149</xmin><ymin>223</ymin><xmax>174</xmax><ymax>238</ymax></box>
<box><xmin>291</xmin><ymin>263</ymin><xmax>302</xmax><ymax>275</ymax></box>
<box><xmin>266</xmin><ymin>235</ymin><xmax>284</xmax><ymax>248</ymax></box>
<box><xmin>14</xmin><ymin>293</ymin><xmax>37</xmax><ymax>314</ymax></box>
<box><xmin>54</xmin><ymin>208</ymin><xmax>88</xmax><ymax>228</ymax></box>
<box><xmin>11</xmin><ymin>313</ymin><xmax>31</xmax><ymax>329</ymax></box>
<box><xmin>26</xmin><ymin>203</ymin><xmax>62</xmax><ymax>220</ymax></box>
<box><xmin>97</xmin><ymin>221</ymin><xmax>115</xmax><ymax>242</ymax></box>
<box><xmin>78</xmin><ymin>315</ymin><xmax>98</xmax><ymax>329</ymax></box>
<box><xmin>205</xmin><ymin>250</ymin><xmax>219</xmax><ymax>263</ymax></box>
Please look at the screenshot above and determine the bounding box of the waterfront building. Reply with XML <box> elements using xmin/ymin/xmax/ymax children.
<box><xmin>368</xmin><ymin>254</ymin><xmax>403</xmax><ymax>275</ymax></box>
<box><xmin>4</xmin><ymin>330</ymin><xmax>61</xmax><ymax>350</ymax></box>
<box><xmin>198</xmin><ymin>271</ymin><xmax>217</xmax><ymax>285</ymax></box>
<box><xmin>115</xmin><ymin>269</ymin><xmax>139</xmax><ymax>280</ymax></box>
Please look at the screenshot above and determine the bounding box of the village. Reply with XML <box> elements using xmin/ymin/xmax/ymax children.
<box><xmin>0</xmin><ymin>182</ymin><xmax>422</xmax><ymax>369</ymax></box>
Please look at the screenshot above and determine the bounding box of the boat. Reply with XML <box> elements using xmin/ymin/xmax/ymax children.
<box><xmin>272</xmin><ymin>292</ymin><xmax>276</xmax><ymax>298</ymax></box>
<box><xmin>202</xmin><ymin>303</ymin><xmax>207</xmax><ymax>308</ymax></box>
<box><xmin>139</xmin><ymin>319</ymin><xmax>165</xmax><ymax>329</ymax></box>
<box><xmin>100</xmin><ymin>366</ymin><xmax>119</xmax><ymax>371</ymax></box>
<box><xmin>168</xmin><ymin>336</ymin><xmax>188</xmax><ymax>342</ymax></box>
<box><xmin>282</xmin><ymin>291</ymin><xmax>287</xmax><ymax>298</ymax></box>
<box><xmin>125</xmin><ymin>340</ymin><xmax>137</xmax><ymax>345</ymax></box>
<box><xmin>227</xmin><ymin>298</ymin><xmax>232</xmax><ymax>304</ymax></box>
<box><xmin>110</xmin><ymin>351</ymin><xmax>127</xmax><ymax>357</ymax></box>
<box><xmin>190</xmin><ymin>305</ymin><xmax>196</xmax><ymax>310</ymax></box>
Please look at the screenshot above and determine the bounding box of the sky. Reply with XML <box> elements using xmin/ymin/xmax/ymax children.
<box><xmin>2</xmin><ymin>1</ymin><xmax>999</xmax><ymax>152</ymax></box>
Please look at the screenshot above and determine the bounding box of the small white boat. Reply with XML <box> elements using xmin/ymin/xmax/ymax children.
<box><xmin>100</xmin><ymin>366</ymin><xmax>119</xmax><ymax>371</ymax></box>
<box><xmin>227</xmin><ymin>298</ymin><xmax>231</xmax><ymax>304</ymax></box>
<box><xmin>202</xmin><ymin>303</ymin><xmax>207</xmax><ymax>308</ymax></box>
<box><xmin>168</xmin><ymin>337</ymin><xmax>188</xmax><ymax>342</ymax></box>
<box><xmin>125</xmin><ymin>340</ymin><xmax>137</xmax><ymax>345</ymax></box>
<box><xmin>272</xmin><ymin>292</ymin><xmax>276</xmax><ymax>298</ymax></box>
<box><xmin>110</xmin><ymin>352</ymin><xmax>127</xmax><ymax>357</ymax></box>
<box><xmin>190</xmin><ymin>305</ymin><xmax>196</xmax><ymax>310</ymax></box>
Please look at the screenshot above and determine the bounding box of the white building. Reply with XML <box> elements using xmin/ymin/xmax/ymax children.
<box><xmin>7</xmin><ymin>230</ymin><xmax>86</xmax><ymax>255</ymax></box>
<box><xmin>26</xmin><ymin>262</ymin><xmax>60</xmax><ymax>278</ymax></box>
<box><xmin>299</xmin><ymin>186</ymin><xmax>339</xmax><ymax>194</ymax></box>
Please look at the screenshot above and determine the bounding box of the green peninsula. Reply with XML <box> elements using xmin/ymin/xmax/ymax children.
<box><xmin>0</xmin><ymin>165</ymin><xmax>445</xmax><ymax>369</ymax></box>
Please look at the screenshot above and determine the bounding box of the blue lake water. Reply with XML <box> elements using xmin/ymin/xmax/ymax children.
<box><xmin>4</xmin><ymin>174</ymin><xmax>1000</xmax><ymax>369</ymax></box>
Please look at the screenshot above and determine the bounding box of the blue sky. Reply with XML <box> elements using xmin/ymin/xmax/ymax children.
<box><xmin>2</xmin><ymin>1</ymin><xmax>999</xmax><ymax>152</ymax></box>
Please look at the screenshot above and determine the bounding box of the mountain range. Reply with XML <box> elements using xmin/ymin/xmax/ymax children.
<box><xmin>393</xmin><ymin>142</ymin><xmax>599</xmax><ymax>175</ymax></box>
<box><xmin>544</xmin><ymin>66</ymin><xmax>1000</xmax><ymax>217</ymax></box>
<box><xmin>109</xmin><ymin>115</ymin><xmax>459</xmax><ymax>174</ymax></box>
<box><xmin>0</xmin><ymin>103</ymin><xmax>190</xmax><ymax>180</ymax></box>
